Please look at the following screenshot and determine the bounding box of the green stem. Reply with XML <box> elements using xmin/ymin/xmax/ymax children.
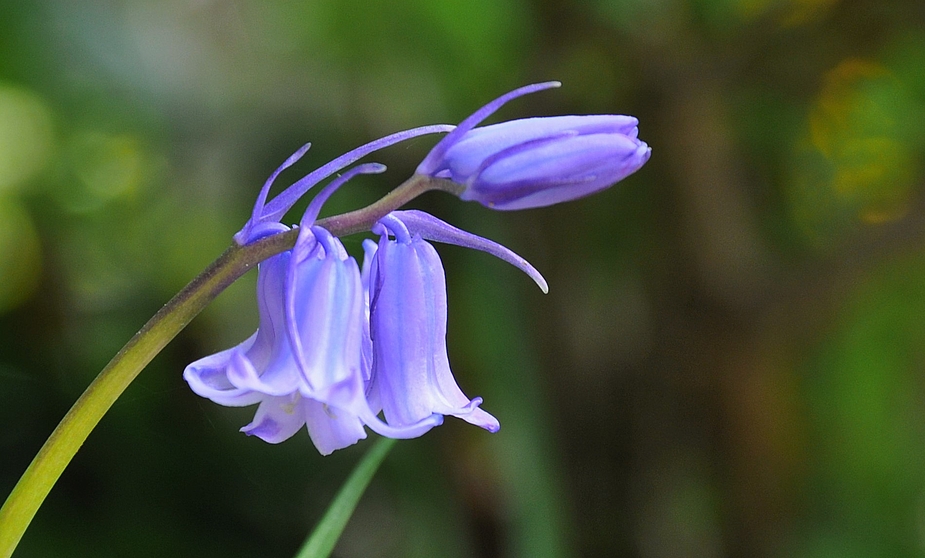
<box><xmin>295</xmin><ymin>438</ymin><xmax>396</xmax><ymax>558</ymax></box>
<box><xmin>0</xmin><ymin>173</ymin><xmax>456</xmax><ymax>557</ymax></box>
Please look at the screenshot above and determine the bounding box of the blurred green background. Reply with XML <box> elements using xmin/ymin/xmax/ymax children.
<box><xmin>2</xmin><ymin>0</ymin><xmax>925</xmax><ymax>556</ymax></box>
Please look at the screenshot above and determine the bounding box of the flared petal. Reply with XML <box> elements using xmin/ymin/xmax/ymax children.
<box><xmin>185</xmin><ymin>247</ymin><xmax>300</xmax><ymax>402</ymax></box>
<box><xmin>240</xmin><ymin>393</ymin><xmax>307</xmax><ymax>444</ymax></box>
<box><xmin>315</xmin><ymin>371</ymin><xmax>445</xmax><ymax>441</ymax></box>
<box><xmin>183</xmin><ymin>339</ymin><xmax>265</xmax><ymax>407</ymax></box>
<box><xmin>225</xmin><ymin>351</ymin><xmax>300</xmax><ymax>396</ymax></box>
<box><xmin>303</xmin><ymin>399</ymin><xmax>368</xmax><ymax>456</ymax></box>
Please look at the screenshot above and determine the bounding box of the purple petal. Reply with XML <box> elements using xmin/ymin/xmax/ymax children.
<box><xmin>415</xmin><ymin>83</ymin><xmax>651</xmax><ymax>211</ymax></box>
<box><xmin>285</xmin><ymin>226</ymin><xmax>366</xmax><ymax>400</ymax></box>
<box><xmin>224</xmin><ymin>251</ymin><xmax>304</xmax><ymax>394</ymax></box>
<box><xmin>369</xmin><ymin>229</ymin><xmax>500</xmax><ymax>432</ymax></box>
<box><xmin>183</xmin><ymin>341</ymin><xmax>265</xmax><ymax>407</ymax></box>
<box><xmin>303</xmin><ymin>399</ymin><xmax>368</xmax><ymax>456</ymax></box>
<box><xmin>360</xmin><ymin>239</ymin><xmax>378</xmax><ymax>388</ymax></box>
<box><xmin>241</xmin><ymin>393</ymin><xmax>307</xmax><ymax>444</ymax></box>
<box><xmin>472</xmin><ymin>135</ymin><xmax>651</xmax><ymax>210</ymax></box>
<box><xmin>443</xmin><ymin>115</ymin><xmax>638</xmax><ymax>179</ymax></box>
<box><xmin>226</xmin><ymin>350</ymin><xmax>299</xmax><ymax>396</ymax></box>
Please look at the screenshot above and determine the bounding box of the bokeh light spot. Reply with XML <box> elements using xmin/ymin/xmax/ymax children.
<box><xmin>0</xmin><ymin>85</ymin><xmax>54</xmax><ymax>192</ymax></box>
<box><xmin>63</xmin><ymin>132</ymin><xmax>145</xmax><ymax>212</ymax></box>
<box><xmin>789</xmin><ymin>58</ymin><xmax>920</xmax><ymax>243</ymax></box>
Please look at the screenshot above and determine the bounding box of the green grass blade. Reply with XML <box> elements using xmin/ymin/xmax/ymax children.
<box><xmin>295</xmin><ymin>437</ymin><xmax>396</xmax><ymax>558</ymax></box>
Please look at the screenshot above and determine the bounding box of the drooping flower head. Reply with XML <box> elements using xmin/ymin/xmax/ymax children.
<box><xmin>365</xmin><ymin>211</ymin><xmax>547</xmax><ymax>434</ymax></box>
<box><xmin>184</xmin><ymin>81</ymin><xmax>645</xmax><ymax>455</ymax></box>
<box><xmin>367</xmin><ymin>215</ymin><xmax>497</xmax><ymax>432</ymax></box>
<box><xmin>182</xmin><ymin>245</ymin><xmax>372</xmax><ymax>454</ymax></box>
<box><xmin>417</xmin><ymin>82</ymin><xmax>651</xmax><ymax>210</ymax></box>
<box><xmin>185</xmin><ymin>166</ymin><xmax>444</xmax><ymax>454</ymax></box>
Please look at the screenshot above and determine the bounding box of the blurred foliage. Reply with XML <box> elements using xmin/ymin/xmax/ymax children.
<box><xmin>2</xmin><ymin>0</ymin><xmax>925</xmax><ymax>557</ymax></box>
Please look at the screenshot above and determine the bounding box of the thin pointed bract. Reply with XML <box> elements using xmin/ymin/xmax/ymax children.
<box><xmin>235</xmin><ymin>125</ymin><xmax>454</xmax><ymax>244</ymax></box>
<box><xmin>416</xmin><ymin>82</ymin><xmax>561</xmax><ymax>175</ymax></box>
<box><xmin>241</xmin><ymin>143</ymin><xmax>311</xmax><ymax>243</ymax></box>
<box><xmin>389</xmin><ymin>209</ymin><xmax>548</xmax><ymax>293</ymax></box>
<box><xmin>300</xmin><ymin>163</ymin><xmax>387</xmax><ymax>227</ymax></box>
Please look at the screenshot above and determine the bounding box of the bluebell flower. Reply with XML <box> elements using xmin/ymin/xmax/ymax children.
<box><xmin>417</xmin><ymin>82</ymin><xmax>651</xmax><ymax>210</ymax></box>
<box><xmin>185</xmin><ymin>167</ymin><xmax>443</xmax><ymax>455</ymax></box>
<box><xmin>189</xmin><ymin>84</ymin><xmax>627</xmax><ymax>454</ymax></box>
<box><xmin>365</xmin><ymin>211</ymin><xmax>547</xmax><ymax>433</ymax></box>
<box><xmin>183</xmin><ymin>247</ymin><xmax>374</xmax><ymax>454</ymax></box>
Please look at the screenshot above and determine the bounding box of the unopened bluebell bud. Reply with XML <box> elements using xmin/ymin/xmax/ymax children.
<box><xmin>417</xmin><ymin>82</ymin><xmax>651</xmax><ymax>210</ymax></box>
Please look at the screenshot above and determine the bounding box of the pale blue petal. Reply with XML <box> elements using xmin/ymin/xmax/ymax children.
<box><xmin>183</xmin><ymin>340</ymin><xmax>264</xmax><ymax>407</ymax></box>
<box><xmin>286</xmin><ymin>226</ymin><xmax>365</xmax><ymax>396</ymax></box>
<box><xmin>443</xmin><ymin>115</ymin><xmax>638</xmax><ymax>178</ymax></box>
<box><xmin>240</xmin><ymin>393</ymin><xmax>307</xmax><ymax>444</ymax></box>
<box><xmin>303</xmin><ymin>399</ymin><xmax>368</xmax><ymax>456</ymax></box>
<box><xmin>369</xmin><ymin>228</ymin><xmax>499</xmax><ymax>432</ymax></box>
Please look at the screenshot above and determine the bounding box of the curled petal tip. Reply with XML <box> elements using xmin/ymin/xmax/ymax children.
<box><xmin>388</xmin><ymin>210</ymin><xmax>548</xmax><ymax>292</ymax></box>
<box><xmin>459</xmin><ymin>398</ymin><xmax>500</xmax><ymax>432</ymax></box>
<box><xmin>537</xmin><ymin>276</ymin><xmax>550</xmax><ymax>295</ymax></box>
